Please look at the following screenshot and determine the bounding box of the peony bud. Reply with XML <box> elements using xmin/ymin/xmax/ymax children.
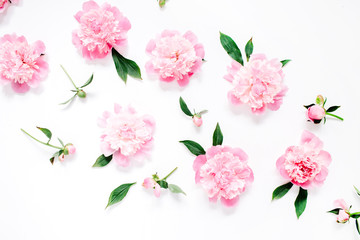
<box><xmin>307</xmin><ymin>105</ymin><xmax>326</xmax><ymax>123</ymax></box>
<box><xmin>77</xmin><ymin>90</ymin><xmax>87</xmax><ymax>98</ymax></box>
<box><xmin>336</xmin><ymin>210</ymin><xmax>350</xmax><ymax>223</ymax></box>
<box><xmin>65</xmin><ymin>144</ymin><xmax>76</xmax><ymax>155</ymax></box>
<box><xmin>193</xmin><ymin>115</ymin><xmax>203</xmax><ymax>127</ymax></box>
<box><xmin>58</xmin><ymin>153</ymin><xmax>65</xmax><ymax>162</ymax></box>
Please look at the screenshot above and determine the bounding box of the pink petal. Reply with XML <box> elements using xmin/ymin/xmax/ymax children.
<box><xmin>154</xmin><ymin>184</ymin><xmax>161</xmax><ymax>197</ymax></box>
<box><xmin>317</xmin><ymin>150</ymin><xmax>332</xmax><ymax>167</ymax></box>
<box><xmin>250</xmin><ymin>53</ymin><xmax>266</xmax><ymax>61</ymax></box>
<box><xmin>251</xmin><ymin>105</ymin><xmax>266</xmax><ymax>114</ymax></box>
<box><xmin>113</xmin><ymin>150</ymin><xmax>130</xmax><ymax>167</ymax></box>
<box><xmin>114</xmin><ymin>103</ymin><xmax>122</xmax><ymax>114</ymax></box>
<box><xmin>300</xmin><ymin>130</ymin><xmax>323</xmax><ymax>150</ymax></box>
<box><xmin>314</xmin><ymin>167</ymin><xmax>328</xmax><ymax>184</ymax></box>
<box><xmin>190</xmin><ymin>58</ymin><xmax>202</xmax><ymax>74</ymax></box>
<box><xmin>221</xmin><ymin>196</ymin><xmax>239</xmax><ymax>207</ymax></box>
<box><xmin>146</xmin><ymin>39</ymin><xmax>156</xmax><ymax>54</ymax></box>
<box><xmin>11</xmin><ymin>82</ymin><xmax>30</xmax><ymax>93</ymax></box>
<box><xmin>276</xmin><ymin>155</ymin><xmax>291</xmax><ymax>180</ymax></box>
<box><xmin>32</xmin><ymin>40</ymin><xmax>46</xmax><ymax>54</ymax></box>
<box><xmin>193</xmin><ymin>155</ymin><xmax>207</xmax><ymax>172</ymax></box>
<box><xmin>183</xmin><ymin>31</ymin><xmax>198</xmax><ymax>44</ymax></box>
<box><xmin>177</xmin><ymin>74</ymin><xmax>190</xmax><ymax>87</ymax></box>
<box><xmin>229</xmin><ymin>148</ymin><xmax>248</xmax><ymax>161</ymax></box>
<box><xmin>160</xmin><ymin>75</ymin><xmax>175</xmax><ymax>82</ymax></box>
<box><xmin>142</xmin><ymin>178</ymin><xmax>155</xmax><ymax>189</ymax></box>
<box><xmin>228</xmin><ymin>91</ymin><xmax>241</xmax><ymax>104</ymax></box>
<box><xmin>194</xmin><ymin>44</ymin><xmax>205</xmax><ymax>59</ymax></box>
<box><xmin>161</xmin><ymin>30</ymin><xmax>179</xmax><ymax>38</ymax></box>
<box><xmin>334</xmin><ymin>199</ymin><xmax>349</xmax><ymax>210</ymax></box>
<box><xmin>206</xmin><ymin>145</ymin><xmax>222</xmax><ymax>159</ymax></box>
<box><xmin>83</xmin><ymin>0</ymin><xmax>99</xmax><ymax>11</ymax></box>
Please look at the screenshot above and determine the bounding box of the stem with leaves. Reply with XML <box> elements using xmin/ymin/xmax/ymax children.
<box><xmin>21</xmin><ymin>129</ymin><xmax>62</xmax><ymax>150</ymax></box>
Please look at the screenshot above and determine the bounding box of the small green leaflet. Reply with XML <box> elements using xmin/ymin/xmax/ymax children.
<box><xmin>179</xmin><ymin>140</ymin><xmax>206</xmax><ymax>156</ymax></box>
<box><xmin>179</xmin><ymin>97</ymin><xmax>193</xmax><ymax>117</ymax></box>
<box><xmin>294</xmin><ymin>187</ymin><xmax>308</xmax><ymax>219</ymax></box>
<box><xmin>245</xmin><ymin>37</ymin><xmax>253</xmax><ymax>62</ymax></box>
<box><xmin>326</xmin><ymin>106</ymin><xmax>340</xmax><ymax>113</ymax></box>
<box><xmin>112</xmin><ymin>48</ymin><xmax>142</xmax><ymax>83</ymax></box>
<box><xmin>168</xmin><ymin>184</ymin><xmax>186</xmax><ymax>195</ymax></box>
<box><xmin>351</xmin><ymin>212</ymin><xmax>360</xmax><ymax>219</ymax></box>
<box><xmin>272</xmin><ymin>182</ymin><xmax>293</xmax><ymax>200</ymax></box>
<box><xmin>219</xmin><ymin>32</ymin><xmax>243</xmax><ymax>65</ymax></box>
<box><xmin>58</xmin><ymin>138</ymin><xmax>65</xmax><ymax>147</ymax></box>
<box><xmin>328</xmin><ymin>208</ymin><xmax>341</xmax><ymax>215</ymax></box>
<box><xmin>93</xmin><ymin>154</ymin><xmax>113</xmax><ymax>167</ymax></box>
<box><xmin>80</xmin><ymin>74</ymin><xmax>94</xmax><ymax>88</ymax></box>
<box><xmin>36</xmin><ymin>127</ymin><xmax>52</xmax><ymax>142</ymax></box>
<box><xmin>157</xmin><ymin>180</ymin><xmax>168</xmax><ymax>189</ymax></box>
<box><xmin>356</xmin><ymin>219</ymin><xmax>360</xmax><ymax>235</ymax></box>
<box><xmin>106</xmin><ymin>182</ymin><xmax>136</xmax><ymax>208</ymax></box>
<box><xmin>280</xmin><ymin>59</ymin><xmax>291</xmax><ymax>67</ymax></box>
<box><xmin>303</xmin><ymin>103</ymin><xmax>315</xmax><ymax>109</ymax></box>
<box><xmin>355</xmin><ymin>186</ymin><xmax>360</xmax><ymax>197</ymax></box>
<box><xmin>212</xmin><ymin>123</ymin><xmax>223</xmax><ymax>146</ymax></box>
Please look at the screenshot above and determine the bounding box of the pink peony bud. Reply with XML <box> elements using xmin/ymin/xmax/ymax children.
<box><xmin>142</xmin><ymin>178</ymin><xmax>161</xmax><ymax>197</ymax></box>
<box><xmin>193</xmin><ymin>115</ymin><xmax>203</xmax><ymax>127</ymax></box>
<box><xmin>337</xmin><ymin>210</ymin><xmax>350</xmax><ymax>223</ymax></box>
<box><xmin>58</xmin><ymin>153</ymin><xmax>65</xmax><ymax>162</ymax></box>
<box><xmin>65</xmin><ymin>144</ymin><xmax>76</xmax><ymax>155</ymax></box>
<box><xmin>307</xmin><ymin>105</ymin><xmax>326</xmax><ymax>123</ymax></box>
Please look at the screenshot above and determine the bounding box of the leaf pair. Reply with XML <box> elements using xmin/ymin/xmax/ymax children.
<box><xmin>157</xmin><ymin>179</ymin><xmax>186</xmax><ymax>195</ymax></box>
<box><xmin>272</xmin><ymin>182</ymin><xmax>308</xmax><ymax>218</ymax></box>
<box><xmin>180</xmin><ymin>123</ymin><xmax>223</xmax><ymax>156</ymax></box>
<box><xmin>220</xmin><ymin>32</ymin><xmax>290</xmax><ymax>67</ymax></box>
<box><xmin>112</xmin><ymin>48</ymin><xmax>142</xmax><ymax>84</ymax></box>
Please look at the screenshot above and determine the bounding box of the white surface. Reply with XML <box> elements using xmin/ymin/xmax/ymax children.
<box><xmin>1</xmin><ymin>0</ymin><xmax>360</xmax><ymax>239</ymax></box>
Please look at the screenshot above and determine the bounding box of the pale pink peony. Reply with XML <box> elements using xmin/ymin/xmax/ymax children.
<box><xmin>334</xmin><ymin>199</ymin><xmax>350</xmax><ymax>223</ymax></box>
<box><xmin>276</xmin><ymin>130</ymin><xmax>331</xmax><ymax>189</ymax></box>
<box><xmin>98</xmin><ymin>104</ymin><xmax>155</xmax><ymax>167</ymax></box>
<box><xmin>192</xmin><ymin>115</ymin><xmax>202</xmax><ymax>127</ymax></box>
<box><xmin>193</xmin><ymin>145</ymin><xmax>253</xmax><ymax>207</ymax></box>
<box><xmin>142</xmin><ymin>177</ymin><xmax>161</xmax><ymax>197</ymax></box>
<box><xmin>145</xmin><ymin>30</ymin><xmax>205</xmax><ymax>87</ymax></box>
<box><xmin>0</xmin><ymin>34</ymin><xmax>48</xmax><ymax>93</ymax></box>
<box><xmin>65</xmin><ymin>144</ymin><xmax>76</xmax><ymax>155</ymax></box>
<box><xmin>72</xmin><ymin>1</ymin><xmax>131</xmax><ymax>60</ymax></box>
<box><xmin>307</xmin><ymin>105</ymin><xmax>326</xmax><ymax>122</ymax></box>
<box><xmin>225</xmin><ymin>54</ymin><xmax>287</xmax><ymax>113</ymax></box>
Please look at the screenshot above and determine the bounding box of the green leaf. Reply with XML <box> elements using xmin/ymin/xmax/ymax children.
<box><xmin>219</xmin><ymin>32</ymin><xmax>243</xmax><ymax>65</ymax></box>
<box><xmin>304</xmin><ymin>103</ymin><xmax>315</xmax><ymax>109</ymax></box>
<box><xmin>36</xmin><ymin>127</ymin><xmax>52</xmax><ymax>141</ymax></box>
<box><xmin>245</xmin><ymin>37</ymin><xmax>253</xmax><ymax>62</ymax></box>
<box><xmin>125</xmin><ymin>58</ymin><xmax>142</xmax><ymax>80</ymax></box>
<box><xmin>50</xmin><ymin>157</ymin><xmax>55</xmax><ymax>165</ymax></box>
<box><xmin>179</xmin><ymin>97</ymin><xmax>193</xmax><ymax>117</ymax></box>
<box><xmin>179</xmin><ymin>140</ymin><xmax>206</xmax><ymax>156</ymax></box>
<box><xmin>157</xmin><ymin>180</ymin><xmax>168</xmax><ymax>189</ymax></box>
<box><xmin>328</xmin><ymin>208</ymin><xmax>341</xmax><ymax>214</ymax></box>
<box><xmin>272</xmin><ymin>182</ymin><xmax>293</xmax><ymax>200</ymax></box>
<box><xmin>59</xmin><ymin>94</ymin><xmax>77</xmax><ymax>105</ymax></box>
<box><xmin>356</xmin><ymin>219</ymin><xmax>360</xmax><ymax>235</ymax></box>
<box><xmin>212</xmin><ymin>123</ymin><xmax>223</xmax><ymax>146</ymax></box>
<box><xmin>92</xmin><ymin>154</ymin><xmax>113</xmax><ymax>167</ymax></box>
<box><xmin>294</xmin><ymin>187</ymin><xmax>308</xmax><ymax>219</ymax></box>
<box><xmin>326</xmin><ymin>106</ymin><xmax>340</xmax><ymax>113</ymax></box>
<box><xmin>106</xmin><ymin>182</ymin><xmax>136</xmax><ymax>208</ymax></box>
<box><xmin>58</xmin><ymin>138</ymin><xmax>65</xmax><ymax>147</ymax></box>
<box><xmin>355</xmin><ymin>186</ymin><xmax>360</xmax><ymax>197</ymax></box>
<box><xmin>351</xmin><ymin>213</ymin><xmax>360</xmax><ymax>219</ymax></box>
<box><xmin>280</xmin><ymin>59</ymin><xmax>291</xmax><ymax>67</ymax></box>
<box><xmin>80</xmin><ymin>74</ymin><xmax>94</xmax><ymax>88</ymax></box>
<box><xmin>168</xmin><ymin>184</ymin><xmax>186</xmax><ymax>195</ymax></box>
<box><xmin>112</xmin><ymin>48</ymin><xmax>128</xmax><ymax>83</ymax></box>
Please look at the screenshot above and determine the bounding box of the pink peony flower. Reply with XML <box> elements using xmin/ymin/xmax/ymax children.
<box><xmin>334</xmin><ymin>199</ymin><xmax>350</xmax><ymax>223</ymax></box>
<box><xmin>142</xmin><ymin>177</ymin><xmax>161</xmax><ymax>197</ymax></box>
<box><xmin>72</xmin><ymin>0</ymin><xmax>131</xmax><ymax>60</ymax></box>
<box><xmin>145</xmin><ymin>30</ymin><xmax>205</xmax><ymax>87</ymax></box>
<box><xmin>193</xmin><ymin>115</ymin><xmax>202</xmax><ymax>127</ymax></box>
<box><xmin>225</xmin><ymin>54</ymin><xmax>287</xmax><ymax>114</ymax></box>
<box><xmin>98</xmin><ymin>104</ymin><xmax>155</xmax><ymax>167</ymax></box>
<box><xmin>276</xmin><ymin>130</ymin><xmax>332</xmax><ymax>189</ymax></box>
<box><xmin>307</xmin><ymin>105</ymin><xmax>326</xmax><ymax>123</ymax></box>
<box><xmin>193</xmin><ymin>145</ymin><xmax>254</xmax><ymax>207</ymax></box>
<box><xmin>0</xmin><ymin>34</ymin><xmax>48</xmax><ymax>93</ymax></box>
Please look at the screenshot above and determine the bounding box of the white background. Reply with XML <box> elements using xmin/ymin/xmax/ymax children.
<box><xmin>1</xmin><ymin>0</ymin><xmax>360</xmax><ymax>239</ymax></box>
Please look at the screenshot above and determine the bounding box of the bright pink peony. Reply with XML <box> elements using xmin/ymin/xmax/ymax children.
<box><xmin>142</xmin><ymin>177</ymin><xmax>161</xmax><ymax>197</ymax></box>
<box><xmin>72</xmin><ymin>1</ymin><xmax>131</xmax><ymax>60</ymax></box>
<box><xmin>276</xmin><ymin>130</ymin><xmax>331</xmax><ymax>189</ymax></box>
<box><xmin>0</xmin><ymin>0</ymin><xmax>18</xmax><ymax>13</ymax></box>
<box><xmin>193</xmin><ymin>145</ymin><xmax>253</xmax><ymax>207</ymax></box>
<box><xmin>98</xmin><ymin>104</ymin><xmax>155</xmax><ymax>167</ymax></box>
<box><xmin>334</xmin><ymin>199</ymin><xmax>350</xmax><ymax>223</ymax></box>
<box><xmin>307</xmin><ymin>105</ymin><xmax>326</xmax><ymax>122</ymax></box>
<box><xmin>145</xmin><ymin>30</ymin><xmax>205</xmax><ymax>87</ymax></box>
<box><xmin>225</xmin><ymin>54</ymin><xmax>287</xmax><ymax>113</ymax></box>
<box><xmin>0</xmin><ymin>34</ymin><xmax>48</xmax><ymax>93</ymax></box>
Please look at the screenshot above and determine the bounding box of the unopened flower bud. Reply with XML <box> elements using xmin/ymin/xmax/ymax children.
<box><xmin>307</xmin><ymin>105</ymin><xmax>326</xmax><ymax>124</ymax></box>
<box><xmin>58</xmin><ymin>153</ymin><xmax>65</xmax><ymax>162</ymax></box>
<box><xmin>193</xmin><ymin>115</ymin><xmax>203</xmax><ymax>127</ymax></box>
<box><xmin>64</xmin><ymin>144</ymin><xmax>76</xmax><ymax>155</ymax></box>
<box><xmin>77</xmin><ymin>90</ymin><xmax>86</xmax><ymax>98</ymax></box>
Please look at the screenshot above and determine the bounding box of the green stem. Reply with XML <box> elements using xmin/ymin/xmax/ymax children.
<box><xmin>326</xmin><ymin>112</ymin><xmax>344</xmax><ymax>121</ymax></box>
<box><xmin>60</xmin><ymin>65</ymin><xmax>78</xmax><ymax>90</ymax></box>
<box><xmin>161</xmin><ymin>167</ymin><xmax>178</xmax><ymax>181</ymax></box>
<box><xmin>21</xmin><ymin>129</ymin><xmax>63</xmax><ymax>150</ymax></box>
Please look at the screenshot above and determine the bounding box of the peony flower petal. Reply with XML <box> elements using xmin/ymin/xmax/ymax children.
<box><xmin>300</xmin><ymin>130</ymin><xmax>323</xmax><ymax>150</ymax></box>
<box><xmin>100</xmin><ymin>141</ymin><xmax>116</xmax><ymax>157</ymax></box>
<box><xmin>154</xmin><ymin>183</ymin><xmax>161</xmax><ymax>197</ymax></box>
<box><xmin>177</xmin><ymin>74</ymin><xmax>190</xmax><ymax>87</ymax></box>
<box><xmin>113</xmin><ymin>150</ymin><xmax>130</xmax><ymax>167</ymax></box>
<box><xmin>221</xmin><ymin>196</ymin><xmax>239</xmax><ymax>207</ymax></box>
<box><xmin>334</xmin><ymin>199</ymin><xmax>349</xmax><ymax>210</ymax></box>
<box><xmin>11</xmin><ymin>82</ymin><xmax>30</xmax><ymax>93</ymax></box>
<box><xmin>183</xmin><ymin>31</ymin><xmax>198</xmax><ymax>44</ymax></box>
